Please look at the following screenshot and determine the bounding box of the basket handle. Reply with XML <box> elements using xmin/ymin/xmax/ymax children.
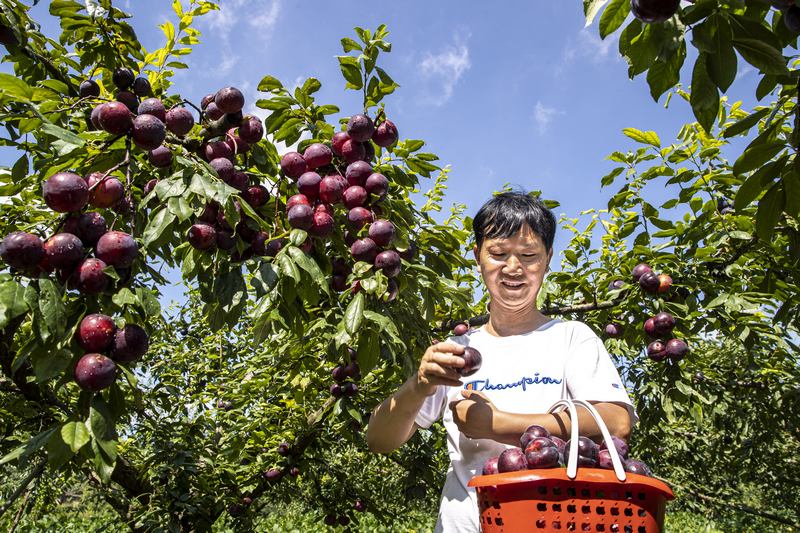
<box><xmin>548</xmin><ymin>399</ymin><xmax>627</xmax><ymax>482</ymax></box>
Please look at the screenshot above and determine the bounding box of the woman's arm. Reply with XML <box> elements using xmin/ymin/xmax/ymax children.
<box><xmin>366</xmin><ymin>342</ymin><xmax>467</xmax><ymax>454</ymax></box>
<box><xmin>449</xmin><ymin>390</ymin><xmax>632</xmax><ymax>445</ymax></box>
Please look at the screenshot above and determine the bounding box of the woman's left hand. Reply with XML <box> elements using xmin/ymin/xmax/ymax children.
<box><xmin>449</xmin><ymin>390</ymin><xmax>502</xmax><ymax>440</ymax></box>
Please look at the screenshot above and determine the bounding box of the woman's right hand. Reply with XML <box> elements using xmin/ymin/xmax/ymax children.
<box><xmin>414</xmin><ymin>342</ymin><xmax>466</xmax><ymax>395</ymax></box>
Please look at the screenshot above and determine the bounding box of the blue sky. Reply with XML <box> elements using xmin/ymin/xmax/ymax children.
<box><xmin>3</xmin><ymin>1</ymin><xmax>763</xmax><ymax>287</ymax></box>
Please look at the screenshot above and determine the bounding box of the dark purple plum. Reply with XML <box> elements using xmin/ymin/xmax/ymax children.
<box><xmin>309</xmin><ymin>211</ymin><xmax>334</xmax><ymax>237</ymax></box>
<box><xmin>1</xmin><ymin>232</ymin><xmax>45</xmax><ymax>271</ymax></box>
<box><xmin>63</xmin><ymin>212</ymin><xmax>107</xmax><ymax>248</ymax></box>
<box><xmin>96</xmin><ymin>231</ymin><xmax>137</xmax><ymax>268</ymax></box>
<box><xmin>148</xmin><ymin>146</ymin><xmax>172</xmax><ymax>168</ymax></box>
<box><xmin>111</xmin><ymin>324</ymin><xmax>149</xmax><ymax>363</ymax></box>
<box><xmin>286</xmin><ymin>193</ymin><xmax>310</xmax><ymax>211</ymax></box>
<box><xmin>90</xmin><ymin>104</ymin><xmax>105</xmax><ymax>130</ymax></box>
<box><xmin>631</xmin><ymin>0</ymin><xmax>680</xmax><ymax>23</ymax></box>
<box><xmin>600</xmin><ymin>436</ymin><xmax>629</xmax><ymax>459</ymax></box>
<box><xmin>205</xmin><ymin>101</ymin><xmax>223</xmax><ymax>121</ymax></box>
<box><xmin>520</xmin><ymin>425</ymin><xmax>551</xmax><ymax>449</ymax></box>
<box><xmin>604</xmin><ymin>323</ymin><xmax>623</xmax><ymax>338</ymax></box>
<box><xmin>525</xmin><ymin>439</ymin><xmax>560</xmax><ymax>469</ymax></box>
<box><xmin>116</xmin><ymin>91</ymin><xmax>138</xmax><ymax>112</ymax></box>
<box><xmin>631</xmin><ymin>262</ymin><xmax>652</xmax><ymax>281</ymax></box>
<box><xmin>43</xmin><ymin>172</ymin><xmax>89</xmax><ymax>212</ymax></box>
<box><xmin>42</xmin><ymin>233</ymin><xmax>84</xmax><ymax>270</ymax></box>
<box><xmin>458</xmin><ymin>346</ymin><xmax>482</xmax><ymax>377</ymax></box>
<box><xmin>75</xmin><ymin>258</ymin><xmax>109</xmax><ymax>294</ymax></box>
<box><xmin>165</xmin><ymin>107</ymin><xmax>195</xmax><ymax>136</ymax></box>
<box><xmin>98</xmin><ymin>101</ymin><xmax>133</xmax><ymax>134</ymax></box>
<box><xmin>644</xmin><ymin>317</ymin><xmax>658</xmax><ymax>338</ymax></box>
<box><xmin>112</xmin><ymin>68</ymin><xmax>134</xmax><ymax>89</ymax></box>
<box><xmin>351</xmin><ymin>238</ymin><xmax>377</xmax><ymax>263</ymax></box>
<box><xmin>398</xmin><ymin>241</ymin><xmax>417</xmax><ymax>262</ymax></box>
<box><xmin>343</xmin><ymin>185</ymin><xmax>368</xmax><ymax>209</ymax></box>
<box><xmin>666</xmin><ymin>338</ymin><xmax>688</xmax><ymax>360</ymax></box>
<box><xmin>238</xmin><ymin>115</ymin><xmax>264</xmax><ymax>143</ymax></box>
<box><xmin>623</xmin><ymin>458</ymin><xmax>653</xmax><ymax>476</ymax></box>
<box><xmin>453</xmin><ymin>323</ymin><xmax>469</xmax><ymax>336</ymax></box>
<box><xmin>280</xmin><ymin>152</ymin><xmax>307</xmax><ymax>178</ymax></box>
<box><xmin>374</xmin><ymin>250</ymin><xmax>401</xmax><ymax>277</ymax></box>
<box><xmin>332</xmin><ymin>131</ymin><xmax>350</xmax><ymax>155</ymax></box>
<box><xmin>137</xmin><ymin>97</ymin><xmax>166</xmax><ymax>122</ymax></box>
<box><xmin>361</xmin><ymin>140</ymin><xmax>375</xmax><ymax>163</ymax></box>
<box><xmin>365</xmin><ymin>172</ymin><xmax>389</xmax><ymax>199</ymax></box>
<box><xmin>85</xmin><ymin>172</ymin><xmax>124</xmax><ymax>208</ymax></box>
<box><xmin>303</xmin><ymin>143</ymin><xmax>333</xmax><ymax>170</ymax></box>
<box><xmin>342</xmin><ymin>382</ymin><xmax>358</xmax><ymax>397</ymax></box>
<box><xmin>368</xmin><ymin>219</ymin><xmax>395</xmax><ymax>246</ymax></box>
<box><xmin>205</xmin><ymin>140</ymin><xmax>233</xmax><ymax>161</ymax></box>
<box><xmin>372</xmin><ymin>119</ymin><xmax>398</xmax><ymax>147</ymax></box>
<box><xmin>226</xmin><ymin>170</ymin><xmax>249</xmax><ymax>192</ymax></box>
<box><xmin>215</xmin><ymin>86</ymin><xmax>244</xmax><ymax>114</ymax></box>
<box><xmin>74</xmin><ymin>353</ymin><xmax>117</xmax><ymax>391</ymax></box>
<box><xmin>639</xmin><ymin>271</ymin><xmax>660</xmax><ymax>293</ymax></box>
<box><xmin>653</xmin><ymin>312</ymin><xmax>675</xmax><ymax>335</ymax></box>
<box><xmin>132</xmin><ymin>114</ymin><xmax>166</xmax><ymax>150</ymax></box>
<box><xmin>647</xmin><ymin>340</ymin><xmax>668</xmax><ymax>362</ymax></box>
<box><xmin>598</xmin><ymin>449</ymin><xmax>613</xmax><ymax>470</ymax></box>
<box><xmin>288</xmin><ymin>204</ymin><xmax>314</xmax><ymax>230</ymax></box>
<box><xmin>209</xmin><ymin>157</ymin><xmax>234</xmax><ymax>182</ymax></box>
<box><xmin>188</xmin><ymin>223</ymin><xmax>217</xmax><ymax>251</ymax></box>
<box><xmin>244</xmin><ymin>185</ymin><xmax>269</xmax><ymax>207</ymax></box>
<box><xmin>347</xmin><ymin>207</ymin><xmax>373</xmax><ymax>230</ymax></box>
<box><xmin>297</xmin><ymin>172</ymin><xmax>322</xmax><ymax>202</ymax></box>
<box><xmin>77</xmin><ymin>313</ymin><xmax>116</xmax><ymax>352</ymax></box>
<box><xmin>319</xmin><ymin>175</ymin><xmax>344</xmax><ymax>204</ymax></box>
<box><xmin>482</xmin><ymin>456</ymin><xmax>499</xmax><ymax>475</ymax></box>
<box><xmin>341</xmin><ymin>139</ymin><xmax>366</xmax><ymax>164</ymax></box>
<box><xmin>497</xmin><ymin>448</ymin><xmax>527</xmax><ymax>473</ymax></box>
<box><xmin>564</xmin><ymin>436</ymin><xmax>599</xmax><ymax>467</ymax></box>
<box><xmin>79</xmin><ymin>79</ymin><xmax>100</xmax><ymax>98</ymax></box>
<box><xmin>132</xmin><ymin>76</ymin><xmax>151</xmax><ymax>97</ymax></box>
<box><xmin>345</xmin><ymin>161</ymin><xmax>372</xmax><ymax>187</ymax></box>
<box><xmin>608</xmin><ymin>279</ymin><xmax>625</xmax><ymax>291</ymax></box>
<box><xmin>347</xmin><ymin>113</ymin><xmax>374</xmax><ymax>142</ymax></box>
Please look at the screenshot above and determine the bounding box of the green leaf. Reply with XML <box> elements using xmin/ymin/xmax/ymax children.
<box><xmin>61</xmin><ymin>421</ymin><xmax>90</xmax><ymax>453</ymax></box>
<box><xmin>618</xmin><ymin>20</ymin><xmax>656</xmax><ymax>78</ymax></box>
<box><xmin>700</xmin><ymin>16</ymin><xmax>737</xmax><ymax>92</ymax></box>
<box><xmin>584</xmin><ymin>0</ymin><xmax>611</xmax><ymax>26</ymax></box>
<box><xmin>277</xmin><ymin>252</ymin><xmax>300</xmax><ymax>283</ymax></box>
<box><xmin>0</xmin><ymin>73</ymin><xmax>33</xmax><ymax>100</ymax></box>
<box><xmin>622</xmin><ymin>128</ymin><xmax>660</xmax><ymax>148</ymax></box>
<box><xmin>735</xmin><ymin>156</ymin><xmax>785</xmax><ymax>210</ymax></box>
<box><xmin>38</xmin><ymin>278</ymin><xmax>65</xmax><ymax>343</ymax></box>
<box><xmin>0</xmin><ymin>280</ymin><xmax>29</xmax><ymax>328</ymax></box>
<box><xmin>599</xmin><ymin>0</ymin><xmax>629</xmax><ymax>38</ymax></box>
<box><xmin>755</xmin><ymin>183</ymin><xmax>785</xmax><ymax>242</ymax></box>
<box><xmin>142</xmin><ymin>207</ymin><xmax>176</xmax><ymax>247</ymax></box>
<box><xmin>40</xmin><ymin>123</ymin><xmax>86</xmax><ymax>148</ymax></box>
<box><xmin>356</xmin><ymin>328</ymin><xmax>380</xmax><ymax>374</ymax></box>
<box><xmin>732</xmin><ymin>38</ymin><xmax>788</xmax><ymax>75</ymax></box>
<box><xmin>337</xmin><ymin>56</ymin><xmax>363</xmax><ymax>89</ymax></box>
<box><xmin>782</xmin><ymin>171</ymin><xmax>800</xmax><ymax>219</ymax></box>
<box><xmin>287</xmin><ymin>246</ymin><xmax>329</xmax><ymax>295</ymax></box>
<box><xmin>646</xmin><ymin>42</ymin><xmax>685</xmax><ymax>101</ymax></box>
<box><xmin>733</xmin><ymin>141</ymin><xmax>785</xmax><ymax>176</ymax></box>
<box><xmin>341</xmin><ymin>37</ymin><xmax>362</xmax><ymax>52</ymax></box>
<box><xmin>257</xmin><ymin>75</ymin><xmax>283</xmax><ymax>92</ymax></box>
<box><xmin>344</xmin><ymin>292</ymin><xmax>365</xmax><ymax>336</ymax></box>
<box><xmin>723</xmin><ymin>108</ymin><xmax>770</xmax><ymax>138</ymax></box>
<box><xmin>690</xmin><ymin>54</ymin><xmax>719</xmax><ymax>134</ymax></box>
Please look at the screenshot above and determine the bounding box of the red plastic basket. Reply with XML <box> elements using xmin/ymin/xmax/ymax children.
<box><xmin>468</xmin><ymin>467</ymin><xmax>674</xmax><ymax>532</ymax></box>
<box><xmin>467</xmin><ymin>399</ymin><xmax>675</xmax><ymax>532</ymax></box>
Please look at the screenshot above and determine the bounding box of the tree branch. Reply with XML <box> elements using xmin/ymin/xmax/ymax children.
<box><xmin>0</xmin><ymin>458</ymin><xmax>46</xmax><ymax>520</ymax></box>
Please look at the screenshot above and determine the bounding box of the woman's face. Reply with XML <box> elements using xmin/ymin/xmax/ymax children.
<box><xmin>473</xmin><ymin>225</ymin><xmax>553</xmax><ymax>315</ymax></box>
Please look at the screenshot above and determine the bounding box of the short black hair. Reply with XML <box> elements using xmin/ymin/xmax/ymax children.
<box><xmin>473</xmin><ymin>191</ymin><xmax>556</xmax><ymax>252</ymax></box>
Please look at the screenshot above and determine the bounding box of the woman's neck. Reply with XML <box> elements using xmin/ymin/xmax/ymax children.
<box><xmin>485</xmin><ymin>305</ymin><xmax>551</xmax><ymax>337</ymax></box>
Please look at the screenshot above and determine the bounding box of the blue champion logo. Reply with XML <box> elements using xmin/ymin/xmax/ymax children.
<box><xmin>464</xmin><ymin>373</ymin><xmax>562</xmax><ymax>391</ymax></box>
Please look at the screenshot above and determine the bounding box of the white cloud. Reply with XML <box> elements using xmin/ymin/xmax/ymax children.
<box><xmin>418</xmin><ymin>32</ymin><xmax>471</xmax><ymax>106</ymax></box>
<box><xmin>533</xmin><ymin>101</ymin><xmax>564</xmax><ymax>135</ymax></box>
<box><xmin>202</xmin><ymin>0</ymin><xmax>282</xmax><ymax>78</ymax></box>
<box><xmin>557</xmin><ymin>28</ymin><xmax>618</xmax><ymax>77</ymax></box>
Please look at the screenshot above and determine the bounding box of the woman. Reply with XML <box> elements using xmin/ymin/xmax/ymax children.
<box><xmin>366</xmin><ymin>191</ymin><xmax>635</xmax><ymax>532</ymax></box>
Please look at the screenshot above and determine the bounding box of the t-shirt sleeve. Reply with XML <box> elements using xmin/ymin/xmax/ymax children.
<box><xmin>414</xmin><ymin>385</ymin><xmax>447</xmax><ymax>429</ymax></box>
<box><xmin>564</xmin><ymin>324</ymin><xmax>638</xmax><ymax>424</ymax></box>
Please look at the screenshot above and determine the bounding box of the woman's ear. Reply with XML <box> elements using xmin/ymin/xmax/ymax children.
<box><xmin>473</xmin><ymin>245</ymin><xmax>481</xmax><ymax>275</ymax></box>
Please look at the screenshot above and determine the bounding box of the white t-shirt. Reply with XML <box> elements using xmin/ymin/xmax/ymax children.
<box><xmin>414</xmin><ymin>319</ymin><xmax>636</xmax><ymax>533</ymax></box>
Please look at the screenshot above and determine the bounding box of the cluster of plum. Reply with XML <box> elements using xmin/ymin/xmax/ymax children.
<box><xmin>323</xmin><ymin>500</ymin><xmax>366</xmax><ymax>529</ymax></box>
<box><xmin>185</xmin><ymin>87</ymin><xmax>276</xmax><ymax>258</ymax></box>
<box><xmin>0</xmin><ymin>166</ymin><xmax>144</xmax><ymax>392</ymax></box>
<box><xmin>74</xmin><ymin>314</ymin><xmax>148</xmax><ymax>391</ymax></box>
<box><xmin>330</xmin><ymin>349</ymin><xmax>361</xmax><ymax>398</ymax></box>
<box><xmin>481</xmin><ymin>425</ymin><xmax>653</xmax><ymax>478</ymax></box>
<box><xmin>604</xmin><ymin>262</ymin><xmax>689</xmax><ymax>362</ymax></box>
<box><xmin>278</xmin><ymin>112</ymin><xmax>406</xmax><ymax>298</ymax></box>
